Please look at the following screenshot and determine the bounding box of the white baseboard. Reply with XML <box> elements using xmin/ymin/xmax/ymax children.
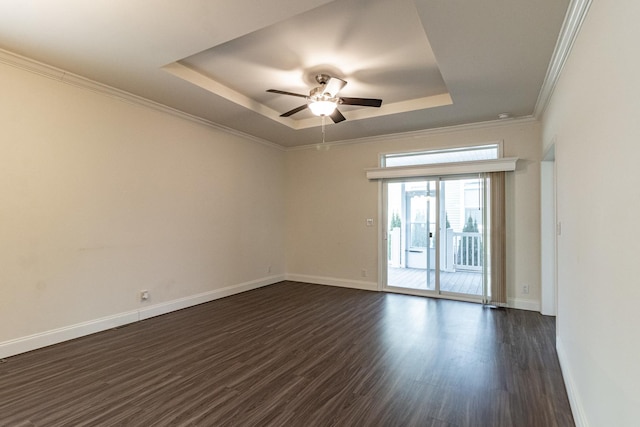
<box><xmin>0</xmin><ymin>276</ymin><xmax>542</xmax><ymax>360</ymax></box>
<box><xmin>556</xmin><ymin>336</ymin><xmax>588</xmax><ymax>427</ymax></box>
<box><xmin>507</xmin><ymin>297</ymin><xmax>541</xmax><ymax>312</ymax></box>
<box><xmin>0</xmin><ymin>275</ymin><xmax>285</xmax><ymax>359</ymax></box>
<box><xmin>285</xmin><ymin>274</ymin><xmax>378</xmax><ymax>292</ymax></box>
<box><xmin>138</xmin><ymin>274</ymin><xmax>285</xmax><ymax>321</ymax></box>
<box><xmin>0</xmin><ymin>311</ymin><xmax>140</xmax><ymax>360</ymax></box>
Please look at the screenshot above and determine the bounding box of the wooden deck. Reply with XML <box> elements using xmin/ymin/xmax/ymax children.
<box><xmin>388</xmin><ymin>267</ymin><xmax>483</xmax><ymax>295</ymax></box>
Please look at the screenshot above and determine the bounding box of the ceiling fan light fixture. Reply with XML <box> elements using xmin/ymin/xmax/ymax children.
<box><xmin>268</xmin><ymin>75</ymin><xmax>381</xmax><ymax>123</ymax></box>
<box><xmin>308</xmin><ymin>100</ymin><xmax>338</xmax><ymax>116</ymax></box>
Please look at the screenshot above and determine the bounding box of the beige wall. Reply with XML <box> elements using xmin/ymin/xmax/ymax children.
<box><xmin>0</xmin><ymin>61</ymin><xmax>286</xmax><ymax>346</ymax></box>
<box><xmin>541</xmin><ymin>1</ymin><xmax>640</xmax><ymax>425</ymax></box>
<box><xmin>2</xmin><ymin>47</ymin><xmax>544</xmax><ymax>364</ymax></box>
<box><xmin>286</xmin><ymin>121</ymin><xmax>542</xmax><ymax>309</ymax></box>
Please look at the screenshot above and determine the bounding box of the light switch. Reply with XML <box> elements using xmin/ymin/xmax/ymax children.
<box><xmin>366</xmin><ymin>218</ymin><xmax>374</xmax><ymax>227</ymax></box>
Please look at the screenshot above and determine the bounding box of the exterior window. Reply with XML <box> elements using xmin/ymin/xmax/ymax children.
<box><xmin>383</xmin><ymin>144</ymin><xmax>499</xmax><ymax>167</ymax></box>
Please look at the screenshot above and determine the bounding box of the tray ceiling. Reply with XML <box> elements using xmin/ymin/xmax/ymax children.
<box><xmin>0</xmin><ymin>0</ymin><xmax>570</xmax><ymax>147</ymax></box>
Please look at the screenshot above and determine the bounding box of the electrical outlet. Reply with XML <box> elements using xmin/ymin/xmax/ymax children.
<box><xmin>268</xmin><ymin>265</ymin><xmax>272</xmax><ymax>273</ymax></box>
<box><xmin>140</xmin><ymin>290</ymin><xmax>150</xmax><ymax>301</ymax></box>
<box><xmin>522</xmin><ymin>284</ymin><xmax>529</xmax><ymax>295</ymax></box>
<box><xmin>361</xmin><ymin>269</ymin><xmax>367</xmax><ymax>277</ymax></box>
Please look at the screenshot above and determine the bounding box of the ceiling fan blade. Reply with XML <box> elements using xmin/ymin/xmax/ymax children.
<box><xmin>339</xmin><ymin>97</ymin><xmax>383</xmax><ymax>107</ymax></box>
<box><xmin>267</xmin><ymin>89</ymin><xmax>309</xmax><ymax>99</ymax></box>
<box><xmin>280</xmin><ymin>104</ymin><xmax>308</xmax><ymax>117</ymax></box>
<box><xmin>329</xmin><ymin>108</ymin><xmax>346</xmax><ymax>123</ymax></box>
<box><xmin>322</xmin><ymin>77</ymin><xmax>347</xmax><ymax>97</ymax></box>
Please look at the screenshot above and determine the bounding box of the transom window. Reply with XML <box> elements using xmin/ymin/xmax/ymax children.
<box><xmin>383</xmin><ymin>144</ymin><xmax>499</xmax><ymax>167</ymax></box>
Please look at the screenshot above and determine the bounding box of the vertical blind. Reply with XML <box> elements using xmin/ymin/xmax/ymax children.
<box><xmin>485</xmin><ymin>171</ymin><xmax>507</xmax><ymax>306</ymax></box>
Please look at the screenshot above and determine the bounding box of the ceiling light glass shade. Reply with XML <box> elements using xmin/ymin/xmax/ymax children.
<box><xmin>308</xmin><ymin>100</ymin><xmax>337</xmax><ymax>116</ymax></box>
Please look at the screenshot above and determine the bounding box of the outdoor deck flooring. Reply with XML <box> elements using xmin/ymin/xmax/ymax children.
<box><xmin>388</xmin><ymin>267</ymin><xmax>483</xmax><ymax>295</ymax></box>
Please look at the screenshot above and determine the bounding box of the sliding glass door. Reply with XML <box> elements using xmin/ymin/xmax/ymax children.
<box><xmin>384</xmin><ymin>175</ymin><xmax>485</xmax><ymax>300</ymax></box>
<box><xmin>387</xmin><ymin>180</ymin><xmax>437</xmax><ymax>291</ymax></box>
<box><xmin>438</xmin><ymin>177</ymin><xmax>484</xmax><ymax>297</ymax></box>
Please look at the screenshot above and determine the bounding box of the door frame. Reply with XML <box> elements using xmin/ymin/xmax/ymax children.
<box><xmin>379</xmin><ymin>176</ymin><xmax>485</xmax><ymax>303</ymax></box>
<box><xmin>541</xmin><ymin>144</ymin><xmax>557</xmax><ymax>315</ymax></box>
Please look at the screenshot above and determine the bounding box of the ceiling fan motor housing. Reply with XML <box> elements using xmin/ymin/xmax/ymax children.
<box><xmin>315</xmin><ymin>74</ymin><xmax>332</xmax><ymax>85</ymax></box>
<box><xmin>309</xmin><ymin>86</ymin><xmax>336</xmax><ymax>102</ymax></box>
<box><xmin>267</xmin><ymin>74</ymin><xmax>381</xmax><ymax>123</ymax></box>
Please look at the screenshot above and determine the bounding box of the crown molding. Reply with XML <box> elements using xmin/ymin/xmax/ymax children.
<box><xmin>533</xmin><ymin>0</ymin><xmax>593</xmax><ymax>118</ymax></box>
<box><xmin>0</xmin><ymin>48</ymin><xmax>284</xmax><ymax>152</ymax></box>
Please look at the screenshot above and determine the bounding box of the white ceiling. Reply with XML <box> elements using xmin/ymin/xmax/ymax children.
<box><xmin>0</xmin><ymin>0</ymin><xmax>569</xmax><ymax>147</ymax></box>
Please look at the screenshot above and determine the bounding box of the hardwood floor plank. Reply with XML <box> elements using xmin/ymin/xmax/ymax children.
<box><xmin>0</xmin><ymin>281</ymin><xmax>574</xmax><ymax>426</ymax></box>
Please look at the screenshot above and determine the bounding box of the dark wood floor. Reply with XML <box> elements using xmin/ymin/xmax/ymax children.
<box><xmin>388</xmin><ymin>267</ymin><xmax>482</xmax><ymax>295</ymax></box>
<box><xmin>0</xmin><ymin>281</ymin><xmax>574</xmax><ymax>426</ymax></box>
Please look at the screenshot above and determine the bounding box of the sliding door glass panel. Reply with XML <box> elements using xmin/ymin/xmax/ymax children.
<box><xmin>387</xmin><ymin>180</ymin><xmax>436</xmax><ymax>291</ymax></box>
<box><xmin>439</xmin><ymin>178</ymin><xmax>484</xmax><ymax>297</ymax></box>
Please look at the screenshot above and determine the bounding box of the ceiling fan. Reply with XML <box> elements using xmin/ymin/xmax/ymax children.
<box><xmin>267</xmin><ymin>74</ymin><xmax>382</xmax><ymax>123</ymax></box>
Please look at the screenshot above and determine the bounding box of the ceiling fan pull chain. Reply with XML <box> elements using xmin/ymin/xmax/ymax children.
<box><xmin>322</xmin><ymin>115</ymin><xmax>326</xmax><ymax>144</ymax></box>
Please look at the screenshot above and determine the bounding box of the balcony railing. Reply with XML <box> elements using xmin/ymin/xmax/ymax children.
<box><xmin>453</xmin><ymin>231</ymin><xmax>483</xmax><ymax>271</ymax></box>
<box><xmin>389</xmin><ymin>228</ymin><xmax>484</xmax><ymax>272</ymax></box>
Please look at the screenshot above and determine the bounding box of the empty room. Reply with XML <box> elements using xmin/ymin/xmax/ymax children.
<box><xmin>1</xmin><ymin>0</ymin><xmax>638</xmax><ymax>426</ymax></box>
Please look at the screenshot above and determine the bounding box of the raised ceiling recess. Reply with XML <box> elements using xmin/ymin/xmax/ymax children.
<box><xmin>163</xmin><ymin>0</ymin><xmax>452</xmax><ymax>130</ymax></box>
